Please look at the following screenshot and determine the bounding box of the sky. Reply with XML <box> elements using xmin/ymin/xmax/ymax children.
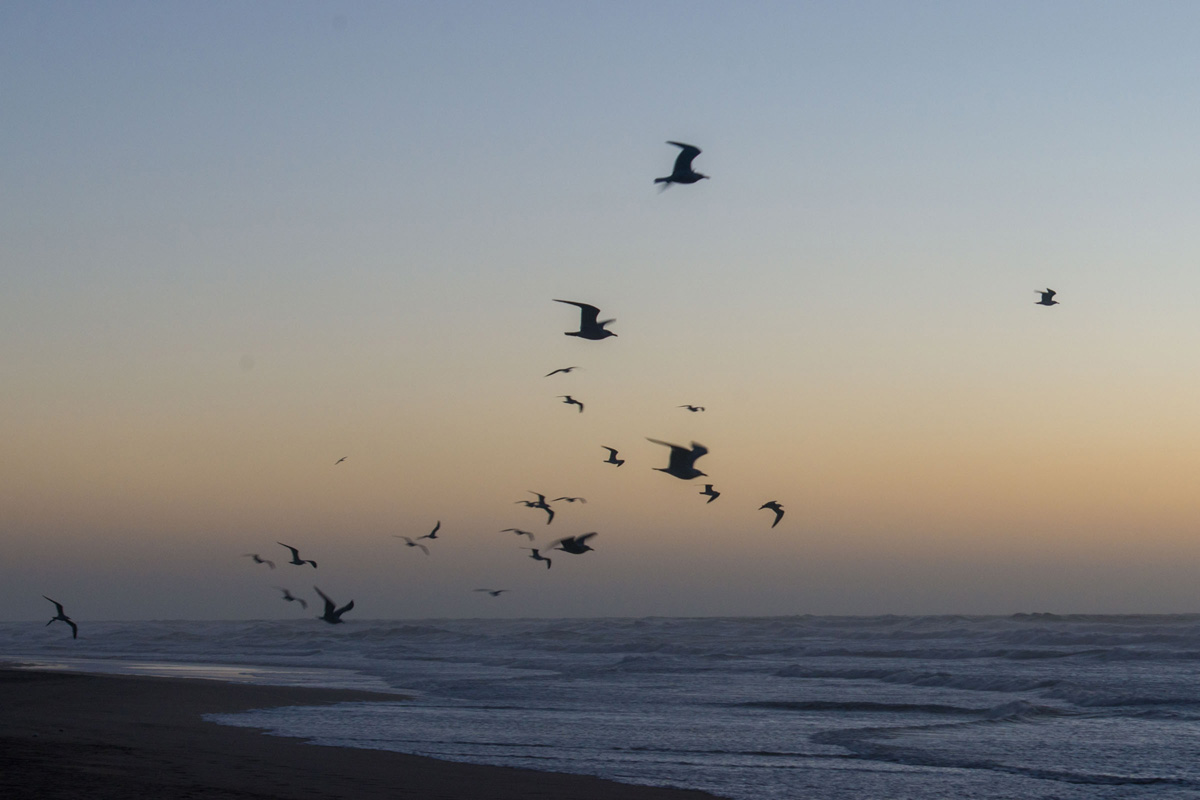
<box><xmin>5</xmin><ymin>1</ymin><xmax>1200</xmax><ymax>620</ymax></box>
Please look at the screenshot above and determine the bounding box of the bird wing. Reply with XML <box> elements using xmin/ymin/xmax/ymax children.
<box><xmin>43</xmin><ymin>596</ymin><xmax>66</xmax><ymax>615</ymax></box>
<box><xmin>335</xmin><ymin>600</ymin><xmax>354</xmax><ymax>616</ymax></box>
<box><xmin>667</xmin><ymin>141</ymin><xmax>701</xmax><ymax>171</ymax></box>
<box><xmin>417</xmin><ymin>543</ymin><xmax>429</xmax><ymax>555</ymax></box>
<box><xmin>576</xmin><ymin>532</ymin><xmax>598</xmax><ymax>545</ymax></box>
<box><xmin>66</xmin><ymin>619</ymin><xmax>78</xmax><ymax>638</ymax></box>
<box><xmin>313</xmin><ymin>586</ymin><xmax>336</xmax><ymax>615</ymax></box>
<box><xmin>554</xmin><ymin>299</ymin><xmax>601</xmax><ymax>327</ymax></box>
<box><xmin>277</xmin><ymin>542</ymin><xmax>300</xmax><ymax>558</ymax></box>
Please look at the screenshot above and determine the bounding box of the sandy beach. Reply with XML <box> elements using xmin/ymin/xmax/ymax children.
<box><xmin>0</xmin><ymin>666</ymin><xmax>722</xmax><ymax>800</ymax></box>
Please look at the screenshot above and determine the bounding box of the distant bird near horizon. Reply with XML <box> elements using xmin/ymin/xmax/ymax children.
<box><xmin>554</xmin><ymin>299</ymin><xmax>617</xmax><ymax>340</ymax></box>
<box><xmin>553</xmin><ymin>496</ymin><xmax>586</xmax><ymax>504</ymax></box>
<box><xmin>545</xmin><ymin>366</ymin><xmax>579</xmax><ymax>377</ymax></box>
<box><xmin>760</xmin><ymin>501</ymin><xmax>785</xmax><ymax>528</ymax></box>
<box><xmin>502</xmin><ymin>528</ymin><xmax>535</xmax><ymax>540</ymax></box>
<box><xmin>602</xmin><ymin>446</ymin><xmax>625</xmax><ymax>467</ymax></box>
<box><xmin>550</xmin><ymin>533</ymin><xmax>598</xmax><ymax>555</ymax></box>
<box><xmin>243</xmin><ymin>553</ymin><xmax>275</xmax><ymax>569</ymax></box>
<box><xmin>314</xmin><ymin>586</ymin><xmax>354</xmax><ymax>624</ymax></box>
<box><xmin>334</xmin><ymin>456</ymin><xmax>347</xmax><ymax>465</ymax></box>
<box><xmin>277</xmin><ymin>543</ymin><xmax>317</xmax><ymax>568</ymax></box>
<box><xmin>679</xmin><ymin>405</ymin><xmax>705</xmax><ymax>412</ymax></box>
<box><xmin>1036</xmin><ymin>289</ymin><xmax>1058</xmax><ymax>306</ymax></box>
<box><xmin>560</xmin><ymin>395</ymin><xmax>585</xmax><ymax>413</ymax></box>
<box><xmin>517</xmin><ymin>492</ymin><xmax>555</xmax><ymax>524</ymax></box>
<box><xmin>655</xmin><ymin>141</ymin><xmax>707</xmax><ymax>187</ymax></box>
<box><xmin>417</xmin><ymin>521</ymin><xmax>441</xmax><ymax>540</ymax></box>
<box><xmin>474</xmin><ymin>589</ymin><xmax>509</xmax><ymax>597</ymax></box>
<box><xmin>523</xmin><ymin>548</ymin><xmax>552</xmax><ymax>569</ymax></box>
<box><xmin>700</xmin><ymin>484</ymin><xmax>720</xmax><ymax>503</ymax></box>
<box><xmin>647</xmin><ymin>438</ymin><xmax>709</xmax><ymax>480</ymax></box>
<box><xmin>278</xmin><ymin>588</ymin><xmax>308</xmax><ymax>610</ymax></box>
<box><xmin>43</xmin><ymin>596</ymin><xmax>77</xmax><ymax>639</ymax></box>
<box><xmin>394</xmin><ymin>536</ymin><xmax>430</xmax><ymax>555</ymax></box>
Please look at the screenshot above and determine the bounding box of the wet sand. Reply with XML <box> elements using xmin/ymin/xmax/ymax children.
<box><xmin>0</xmin><ymin>666</ymin><xmax>722</xmax><ymax>800</ymax></box>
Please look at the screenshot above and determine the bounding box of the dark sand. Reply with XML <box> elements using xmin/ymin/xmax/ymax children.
<box><xmin>0</xmin><ymin>666</ymin><xmax>723</xmax><ymax>800</ymax></box>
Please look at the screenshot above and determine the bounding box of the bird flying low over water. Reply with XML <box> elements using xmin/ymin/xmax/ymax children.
<box><xmin>545</xmin><ymin>366</ymin><xmax>579</xmax><ymax>377</ymax></box>
<box><xmin>602</xmin><ymin>446</ymin><xmax>625</xmax><ymax>467</ymax></box>
<box><xmin>243</xmin><ymin>553</ymin><xmax>275</xmax><ymax>569</ymax></box>
<box><xmin>474</xmin><ymin>589</ymin><xmax>509</xmax><ymax>597</ymax></box>
<box><xmin>43</xmin><ymin>596</ymin><xmax>77</xmax><ymax>639</ymax></box>
<box><xmin>314</xmin><ymin>586</ymin><xmax>354</xmax><ymax>624</ymax></box>
<box><xmin>1036</xmin><ymin>289</ymin><xmax>1058</xmax><ymax>306</ymax></box>
<box><xmin>760</xmin><ymin>501</ymin><xmax>785</xmax><ymax>528</ymax></box>
<box><xmin>394</xmin><ymin>536</ymin><xmax>430</xmax><ymax>555</ymax></box>
<box><xmin>679</xmin><ymin>405</ymin><xmax>705</xmax><ymax>412</ymax></box>
<box><xmin>418</xmin><ymin>521</ymin><xmax>441</xmax><ymax>540</ymax></box>
<box><xmin>700</xmin><ymin>484</ymin><xmax>720</xmax><ymax>503</ymax></box>
<box><xmin>502</xmin><ymin>528</ymin><xmax>535</xmax><ymax>540</ymax></box>
<box><xmin>278</xmin><ymin>543</ymin><xmax>317</xmax><ymax>568</ymax></box>
<box><xmin>278</xmin><ymin>588</ymin><xmax>308</xmax><ymax>610</ymax></box>
<box><xmin>554</xmin><ymin>300</ymin><xmax>617</xmax><ymax>340</ymax></box>
<box><xmin>560</xmin><ymin>395</ymin><xmax>585</xmax><ymax>413</ymax></box>
<box><xmin>523</xmin><ymin>548</ymin><xmax>552</xmax><ymax>569</ymax></box>
<box><xmin>647</xmin><ymin>438</ymin><xmax>708</xmax><ymax>480</ymax></box>
<box><xmin>549</xmin><ymin>533</ymin><xmax>598</xmax><ymax>555</ymax></box>
<box><xmin>655</xmin><ymin>141</ymin><xmax>707</xmax><ymax>186</ymax></box>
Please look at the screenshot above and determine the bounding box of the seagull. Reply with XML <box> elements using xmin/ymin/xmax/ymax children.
<box><xmin>549</xmin><ymin>533</ymin><xmax>598</xmax><ymax>555</ymax></box>
<box><xmin>523</xmin><ymin>548</ymin><xmax>552</xmax><ymax>569</ymax></box>
<box><xmin>679</xmin><ymin>405</ymin><xmax>705</xmax><ymax>412</ymax></box>
<box><xmin>647</xmin><ymin>438</ymin><xmax>708</xmax><ymax>480</ymax></box>
<box><xmin>417</xmin><ymin>521</ymin><xmax>441</xmax><ymax>540</ymax></box>
<box><xmin>43</xmin><ymin>596</ymin><xmax>77</xmax><ymax>639</ymax></box>
<box><xmin>474</xmin><ymin>589</ymin><xmax>509</xmax><ymax>597</ymax></box>
<box><xmin>560</xmin><ymin>395</ymin><xmax>585</xmax><ymax>413</ymax></box>
<box><xmin>334</xmin><ymin>456</ymin><xmax>347</xmax><ymax>465</ymax></box>
<box><xmin>655</xmin><ymin>141</ymin><xmax>708</xmax><ymax>186</ymax></box>
<box><xmin>277</xmin><ymin>542</ymin><xmax>317</xmax><ymax>568</ymax></box>
<box><xmin>314</xmin><ymin>586</ymin><xmax>354</xmax><ymax>624</ymax></box>
<box><xmin>554</xmin><ymin>299</ymin><xmax>617</xmax><ymax>340</ymax></box>
<box><xmin>243</xmin><ymin>553</ymin><xmax>276</xmax><ymax>569</ymax></box>
<box><xmin>602</xmin><ymin>446</ymin><xmax>625</xmax><ymax>467</ymax></box>
<box><xmin>516</xmin><ymin>492</ymin><xmax>555</xmax><ymax>524</ymax></box>
<box><xmin>502</xmin><ymin>528</ymin><xmax>535</xmax><ymax>540</ymax></box>
<box><xmin>278</xmin><ymin>588</ymin><xmax>308</xmax><ymax>610</ymax></box>
<box><xmin>393</xmin><ymin>536</ymin><xmax>430</xmax><ymax>555</ymax></box>
<box><xmin>545</xmin><ymin>366</ymin><xmax>579</xmax><ymax>377</ymax></box>
<box><xmin>760</xmin><ymin>501</ymin><xmax>785</xmax><ymax>528</ymax></box>
<box><xmin>1036</xmin><ymin>289</ymin><xmax>1058</xmax><ymax>306</ymax></box>
<box><xmin>553</xmin><ymin>496</ymin><xmax>587</xmax><ymax>504</ymax></box>
<box><xmin>700</xmin><ymin>484</ymin><xmax>720</xmax><ymax>503</ymax></box>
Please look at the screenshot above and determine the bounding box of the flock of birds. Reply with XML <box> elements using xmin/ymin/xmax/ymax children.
<box><xmin>39</xmin><ymin>141</ymin><xmax>1059</xmax><ymax>635</ymax></box>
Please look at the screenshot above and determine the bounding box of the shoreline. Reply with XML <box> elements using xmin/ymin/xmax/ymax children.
<box><xmin>0</xmin><ymin>666</ymin><xmax>723</xmax><ymax>800</ymax></box>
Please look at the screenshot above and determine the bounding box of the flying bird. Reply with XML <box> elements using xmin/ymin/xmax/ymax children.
<box><xmin>647</xmin><ymin>438</ymin><xmax>709</xmax><ymax>480</ymax></box>
<box><xmin>602</xmin><ymin>446</ymin><xmax>625</xmax><ymax>467</ymax></box>
<box><xmin>1036</xmin><ymin>289</ymin><xmax>1058</xmax><ymax>306</ymax></box>
<box><xmin>678</xmin><ymin>405</ymin><xmax>705</xmax><ymax>412</ymax></box>
<box><xmin>553</xmin><ymin>496</ymin><xmax>587</xmax><ymax>504</ymax></box>
<box><xmin>502</xmin><ymin>528</ymin><xmax>535</xmax><ymax>540</ymax></box>
<box><xmin>699</xmin><ymin>484</ymin><xmax>720</xmax><ymax>503</ymax></box>
<box><xmin>418</xmin><ymin>521</ymin><xmax>441</xmax><ymax>540</ymax></box>
<box><xmin>474</xmin><ymin>589</ymin><xmax>509</xmax><ymax>597</ymax></box>
<box><xmin>554</xmin><ymin>299</ymin><xmax>617</xmax><ymax>340</ymax></box>
<box><xmin>560</xmin><ymin>395</ymin><xmax>585</xmax><ymax>413</ymax></box>
<box><xmin>516</xmin><ymin>492</ymin><xmax>555</xmax><ymax>524</ymax></box>
<box><xmin>334</xmin><ymin>456</ymin><xmax>347</xmax><ymax>465</ymax></box>
<box><xmin>43</xmin><ymin>596</ymin><xmax>77</xmax><ymax>639</ymax></box>
<box><xmin>278</xmin><ymin>588</ymin><xmax>308</xmax><ymax>610</ymax></box>
<box><xmin>760</xmin><ymin>501</ymin><xmax>785</xmax><ymax>528</ymax></box>
<box><xmin>314</xmin><ymin>586</ymin><xmax>354</xmax><ymax>624</ymax></box>
<box><xmin>549</xmin><ymin>533</ymin><xmax>598</xmax><ymax>555</ymax></box>
<box><xmin>545</xmin><ymin>366</ymin><xmax>579</xmax><ymax>377</ymax></box>
<box><xmin>655</xmin><ymin>141</ymin><xmax>708</xmax><ymax>186</ymax></box>
<box><xmin>277</xmin><ymin>542</ymin><xmax>317</xmax><ymax>568</ymax></box>
<box><xmin>523</xmin><ymin>548</ymin><xmax>552</xmax><ymax>569</ymax></box>
<box><xmin>243</xmin><ymin>553</ymin><xmax>275</xmax><ymax>569</ymax></box>
<box><xmin>394</xmin><ymin>536</ymin><xmax>430</xmax><ymax>555</ymax></box>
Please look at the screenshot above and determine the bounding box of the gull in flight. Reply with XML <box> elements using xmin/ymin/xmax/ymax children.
<box><xmin>678</xmin><ymin>405</ymin><xmax>705</xmax><ymax>412</ymax></box>
<box><xmin>502</xmin><ymin>528</ymin><xmax>535</xmax><ymax>540</ymax></box>
<box><xmin>314</xmin><ymin>586</ymin><xmax>354</xmax><ymax>624</ymax></box>
<box><xmin>655</xmin><ymin>141</ymin><xmax>708</xmax><ymax>187</ymax></box>
<box><xmin>553</xmin><ymin>496</ymin><xmax>586</xmax><ymax>504</ymax></box>
<box><xmin>1036</xmin><ymin>289</ymin><xmax>1058</xmax><ymax>306</ymax></box>
<box><xmin>43</xmin><ymin>596</ymin><xmax>77</xmax><ymax>639</ymax></box>
<box><xmin>418</xmin><ymin>521</ymin><xmax>441</xmax><ymax>540</ymax></box>
<box><xmin>334</xmin><ymin>456</ymin><xmax>347</xmax><ymax>465</ymax></box>
<box><xmin>278</xmin><ymin>542</ymin><xmax>317</xmax><ymax>568</ymax></box>
<box><xmin>554</xmin><ymin>299</ymin><xmax>617</xmax><ymax>340</ymax></box>
<box><xmin>602</xmin><ymin>446</ymin><xmax>625</xmax><ymax>467</ymax></box>
<box><xmin>394</xmin><ymin>536</ymin><xmax>430</xmax><ymax>555</ymax></box>
<box><xmin>278</xmin><ymin>588</ymin><xmax>308</xmax><ymax>610</ymax></box>
<box><xmin>647</xmin><ymin>438</ymin><xmax>708</xmax><ymax>480</ymax></box>
<box><xmin>474</xmin><ymin>589</ymin><xmax>510</xmax><ymax>597</ymax></box>
<box><xmin>545</xmin><ymin>366</ymin><xmax>579</xmax><ymax>377</ymax></box>
<box><xmin>760</xmin><ymin>501</ymin><xmax>785</xmax><ymax>528</ymax></box>
<box><xmin>699</xmin><ymin>484</ymin><xmax>720</xmax><ymax>503</ymax></box>
<box><xmin>560</xmin><ymin>395</ymin><xmax>585</xmax><ymax>413</ymax></box>
<box><xmin>516</xmin><ymin>492</ymin><xmax>555</xmax><ymax>524</ymax></box>
<box><xmin>549</xmin><ymin>533</ymin><xmax>598</xmax><ymax>555</ymax></box>
<box><xmin>243</xmin><ymin>553</ymin><xmax>275</xmax><ymax>569</ymax></box>
<box><xmin>523</xmin><ymin>548</ymin><xmax>552</xmax><ymax>569</ymax></box>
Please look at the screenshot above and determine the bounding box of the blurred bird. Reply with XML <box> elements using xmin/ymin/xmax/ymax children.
<box><xmin>1036</xmin><ymin>289</ymin><xmax>1058</xmax><ymax>306</ymax></box>
<box><xmin>278</xmin><ymin>543</ymin><xmax>317</xmax><ymax>568</ymax></box>
<box><xmin>474</xmin><ymin>589</ymin><xmax>509</xmax><ymax>597</ymax></box>
<box><xmin>243</xmin><ymin>553</ymin><xmax>275</xmax><ymax>569</ymax></box>
<box><xmin>560</xmin><ymin>395</ymin><xmax>585</xmax><ymax>413</ymax></box>
<box><xmin>43</xmin><ymin>596</ymin><xmax>77</xmax><ymax>639</ymax></box>
<box><xmin>679</xmin><ymin>405</ymin><xmax>705</xmax><ymax>412</ymax></box>
<box><xmin>760</xmin><ymin>501</ymin><xmax>785</xmax><ymax>528</ymax></box>
<box><xmin>334</xmin><ymin>456</ymin><xmax>347</xmax><ymax>465</ymax></box>
<box><xmin>394</xmin><ymin>536</ymin><xmax>430</xmax><ymax>555</ymax></box>
<box><xmin>602</xmin><ymin>446</ymin><xmax>625</xmax><ymax>467</ymax></box>
<box><xmin>418</xmin><ymin>521</ymin><xmax>441</xmax><ymax>540</ymax></box>
<box><xmin>524</xmin><ymin>548</ymin><xmax>552</xmax><ymax>569</ymax></box>
<box><xmin>655</xmin><ymin>141</ymin><xmax>707</xmax><ymax>186</ymax></box>
<box><xmin>517</xmin><ymin>492</ymin><xmax>555</xmax><ymax>524</ymax></box>
<box><xmin>550</xmin><ymin>533</ymin><xmax>598</xmax><ymax>555</ymax></box>
<box><xmin>314</xmin><ymin>586</ymin><xmax>354</xmax><ymax>624</ymax></box>
<box><xmin>700</xmin><ymin>484</ymin><xmax>720</xmax><ymax>503</ymax></box>
<box><xmin>545</xmin><ymin>366</ymin><xmax>579</xmax><ymax>377</ymax></box>
<box><xmin>647</xmin><ymin>438</ymin><xmax>708</xmax><ymax>480</ymax></box>
<box><xmin>278</xmin><ymin>588</ymin><xmax>308</xmax><ymax>610</ymax></box>
<box><xmin>554</xmin><ymin>300</ymin><xmax>617</xmax><ymax>340</ymax></box>
<box><xmin>502</xmin><ymin>528</ymin><xmax>535</xmax><ymax>540</ymax></box>
<box><xmin>553</xmin><ymin>496</ymin><xmax>587</xmax><ymax>504</ymax></box>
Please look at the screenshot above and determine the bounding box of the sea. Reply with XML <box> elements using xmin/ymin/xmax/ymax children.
<box><xmin>5</xmin><ymin>614</ymin><xmax>1200</xmax><ymax>799</ymax></box>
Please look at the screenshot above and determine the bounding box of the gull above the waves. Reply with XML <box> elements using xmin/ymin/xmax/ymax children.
<box><xmin>679</xmin><ymin>405</ymin><xmax>705</xmax><ymax>412</ymax></box>
<box><xmin>474</xmin><ymin>589</ymin><xmax>509</xmax><ymax>597</ymax></box>
<box><xmin>647</xmin><ymin>438</ymin><xmax>708</xmax><ymax>480</ymax></box>
<box><xmin>243</xmin><ymin>553</ymin><xmax>275</xmax><ymax>569</ymax></box>
<box><xmin>560</xmin><ymin>395</ymin><xmax>585</xmax><ymax>413</ymax></box>
<box><xmin>278</xmin><ymin>588</ymin><xmax>308</xmax><ymax>610</ymax></box>
<box><xmin>314</xmin><ymin>586</ymin><xmax>354</xmax><ymax>624</ymax></box>
<box><xmin>523</xmin><ymin>548</ymin><xmax>552</xmax><ymax>569</ymax></box>
<box><xmin>554</xmin><ymin>299</ymin><xmax>617</xmax><ymax>340</ymax></box>
<box><xmin>700</xmin><ymin>484</ymin><xmax>720</xmax><ymax>503</ymax></box>
<box><xmin>655</xmin><ymin>141</ymin><xmax>707</xmax><ymax>187</ymax></box>
<box><xmin>545</xmin><ymin>366</ymin><xmax>579</xmax><ymax>377</ymax></box>
<box><xmin>418</xmin><ymin>521</ymin><xmax>441</xmax><ymax>540</ymax></box>
<box><xmin>43</xmin><ymin>596</ymin><xmax>77</xmax><ymax>639</ymax></box>
<box><xmin>760</xmin><ymin>501</ymin><xmax>785</xmax><ymax>528</ymax></box>
<box><xmin>1036</xmin><ymin>289</ymin><xmax>1058</xmax><ymax>306</ymax></box>
<box><xmin>549</xmin><ymin>533</ymin><xmax>598</xmax><ymax>555</ymax></box>
<box><xmin>502</xmin><ymin>528</ymin><xmax>535</xmax><ymax>540</ymax></box>
<box><xmin>602</xmin><ymin>446</ymin><xmax>625</xmax><ymax>467</ymax></box>
<box><xmin>394</xmin><ymin>536</ymin><xmax>430</xmax><ymax>555</ymax></box>
<box><xmin>278</xmin><ymin>542</ymin><xmax>317</xmax><ymax>568</ymax></box>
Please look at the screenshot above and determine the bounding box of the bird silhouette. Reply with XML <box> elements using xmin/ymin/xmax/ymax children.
<box><xmin>277</xmin><ymin>543</ymin><xmax>317</xmax><ymax>568</ymax></box>
<box><xmin>700</xmin><ymin>484</ymin><xmax>720</xmax><ymax>503</ymax></box>
<box><xmin>417</xmin><ymin>521</ymin><xmax>441</xmax><ymax>540</ymax></box>
<box><xmin>560</xmin><ymin>395</ymin><xmax>585</xmax><ymax>413</ymax></box>
<box><xmin>394</xmin><ymin>536</ymin><xmax>430</xmax><ymax>555</ymax></box>
<box><xmin>647</xmin><ymin>438</ymin><xmax>708</xmax><ymax>480</ymax></box>
<box><xmin>549</xmin><ymin>533</ymin><xmax>598</xmax><ymax>555</ymax></box>
<box><xmin>243</xmin><ymin>553</ymin><xmax>276</xmax><ymax>569</ymax></box>
<box><xmin>517</xmin><ymin>492</ymin><xmax>555</xmax><ymax>524</ymax></box>
<box><xmin>278</xmin><ymin>588</ymin><xmax>308</xmax><ymax>610</ymax></box>
<box><xmin>1036</xmin><ymin>289</ymin><xmax>1058</xmax><ymax>306</ymax></box>
<box><xmin>602</xmin><ymin>446</ymin><xmax>625</xmax><ymax>467</ymax></box>
<box><xmin>545</xmin><ymin>366</ymin><xmax>579</xmax><ymax>377</ymax></box>
<box><xmin>314</xmin><ymin>586</ymin><xmax>354</xmax><ymax>624</ymax></box>
<box><xmin>553</xmin><ymin>496</ymin><xmax>587</xmax><ymax>504</ymax></box>
<box><xmin>474</xmin><ymin>589</ymin><xmax>509</xmax><ymax>597</ymax></box>
<box><xmin>334</xmin><ymin>456</ymin><xmax>347</xmax><ymax>465</ymax></box>
<box><xmin>679</xmin><ymin>405</ymin><xmax>705</xmax><ymax>412</ymax></box>
<box><xmin>554</xmin><ymin>300</ymin><xmax>617</xmax><ymax>340</ymax></box>
<box><xmin>523</xmin><ymin>548</ymin><xmax>552</xmax><ymax>569</ymax></box>
<box><xmin>502</xmin><ymin>528</ymin><xmax>535</xmax><ymax>540</ymax></box>
<box><xmin>43</xmin><ymin>596</ymin><xmax>77</xmax><ymax>639</ymax></box>
<box><xmin>655</xmin><ymin>141</ymin><xmax>707</xmax><ymax>186</ymax></box>
<box><xmin>760</xmin><ymin>501</ymin><xmax>785</xmax><ymax>528</ymax></box>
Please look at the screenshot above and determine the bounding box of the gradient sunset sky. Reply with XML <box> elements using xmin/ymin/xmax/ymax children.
<box><xmin>6</xmin><ymin>1</ymin><xmax>1200</xmax><ymax>620</ymax></box>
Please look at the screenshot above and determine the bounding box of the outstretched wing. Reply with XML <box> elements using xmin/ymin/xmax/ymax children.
<box><xmin>313</xmin><ymin>586</ymin><xmax>336</xmax><ymax>616</ymax></box>
<box><xmin>667</xmin><ymin>141</ymin><xmax>701</xmax><ymax>172</ymax></box>
<box><xmin>554</xmin><ymin>299</ymin><xmax>601</xmax><ymax>328</ymax></box>
<box><xmin>43</xmin><ymin>595</ymin><xmax>66</xmax><ymax>616</ymax></box>
<box><xmin>335</xmin><ymin>600</ymin><xmax>355</xmax><ymax>616</ymax></box>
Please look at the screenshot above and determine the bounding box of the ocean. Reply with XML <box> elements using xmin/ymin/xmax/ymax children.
<box><xmin>5</xmin><ymin>614</ymin><xmax>1200</xmax><ymax>799</ymax></box>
